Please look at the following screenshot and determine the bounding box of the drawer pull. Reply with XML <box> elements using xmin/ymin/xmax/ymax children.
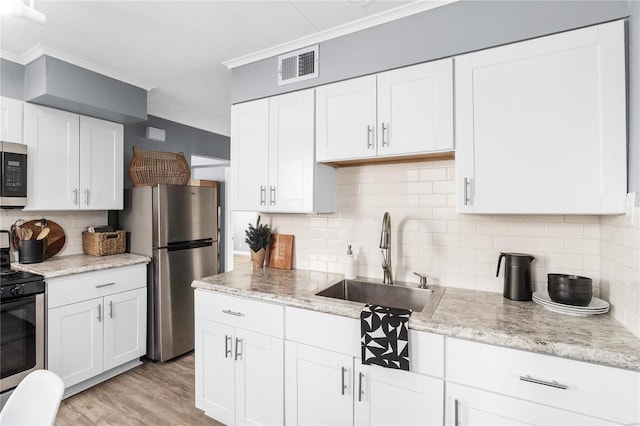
<box><xmin>222</xmin><ymin>309</ymin><xmax>244</xmax><ymax>317</ymax></box>
<box><xmin>96</xmin><ymin>282</ymin><xmax>116</xmax><ymax>288</ymax></box>
<box><xmin>341</xmin><ymin>366</ymin><xmax>347</xmax><ymax>395</ymax></box>
<box><xmin>225</xmin><ymin>335</ymin><xmax>232</xmax><ymax>358</ymax></box>
<box><xmin>519</xmin><ymin>375</ymin><xmax>568</xmax><ymax>390</ymax></box>
<box><xmin>454</xmin><ymin>398</ymin><xmax>459</xmax><ymax>426</ymax></box>
<box><xmin>358</xmin><ymin>372</ymin><xmax>364</xmax><ymax>402</ymax></box>
<box><xmin>234</xmin><ymin>338</ymin><xmax>243</xmax><ymax>361</ymax></box>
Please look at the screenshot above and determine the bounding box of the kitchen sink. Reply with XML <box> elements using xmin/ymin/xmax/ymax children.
<box><xmin>315</xmin><ymin>279</ymin><xmax>444</xmax><ymax>316</ymax></box>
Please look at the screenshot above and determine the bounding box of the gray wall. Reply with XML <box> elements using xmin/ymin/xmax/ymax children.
<box><xmin>231</xmin><ymin>0</ymin><xmax>638</xmax><ymax>205</ymax></box>
<box><xmin>0</xmin><ymin>58</ymin><xmax>24</xmax><ymax>100</ymax></box>
<box><xmin>231</xmin><ymin>0</ymin><xmax>629</xmax><ymax>103</ymax></box>
<box><xmin>123</xmin><ymin>115</ymin><xmax>230</xmax><ymax>191</ymax></box>
<box><xmin>24</xmin><ymin>56</ymin><xmax>147</xmax><ymax>123</ymax></box>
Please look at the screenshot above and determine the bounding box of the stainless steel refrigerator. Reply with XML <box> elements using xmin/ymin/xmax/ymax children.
<box><xmin>121</xmin><ymin>184</ymin><xmax>218</xmax><ymax>362</ymax></box>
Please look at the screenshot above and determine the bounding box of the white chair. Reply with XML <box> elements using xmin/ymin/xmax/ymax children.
<box><xmin>0</xmin><ymin>370</ymin><xmax>64</xmax><ymax>426</ymax></box>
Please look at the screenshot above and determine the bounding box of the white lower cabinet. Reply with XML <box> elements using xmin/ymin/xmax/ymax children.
<box><xmin>194</xmin><ymin>290</ymin><xmax>284</xmax><ymax>426</ymax></box>
<box><xmin>284</xmin><ymin>307</ymin><xmax>444</xmax><ymax>426</ymax></box>
<box><xmin>285</xmin><ymin>341</ymin><xmax>443</xmax><ymax>426</ymax></box>
<box><xmin>285</xmin><ymin>342</ymin><xmax>353</xmax><ymax>426</ymax></box>
<box><xmin>47</xmin><ymin>265</ymin><xmax>147</xmax><ymax>391</ymax></box>
<box><xmin>445</xmin><ymin>337</ymin><xmax>640</xmax><ymax>425</ymax></box>
<box><xmin>445</xmin><ymin>383</ymin><xmax>613</xmax><ymax>425</ymax></box>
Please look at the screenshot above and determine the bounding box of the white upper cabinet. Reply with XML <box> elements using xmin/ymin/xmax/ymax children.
<box><xmin>316</xmin><ymin>75</ymin><xmax>378</xmax><ymax>161</ymax></box>
<box><xmin>377</xmin><ymin>59</ymin><xmax>453</xmax><ymax>156</ymax></box>
<box><xmin>316</xmin><ymin>59</ymin><xmax>454</xmax><ymax>162</ymax></box>
<box><xmin>0</xmin><ymin>96</ymin><xmax>24</xmax><ymax>144</ymax></box>
<box><xmin>79</xmin><ymin>116</ymin><xmax>124</xmax><ymax>210</ymax></box>
<box><xmin>455</xmin><ymin>21</ymin><xmax>627</xmax><ymax>214</ymax></box>
<box><xmin>231</xmin><ymin>98</ymin><xmax>270</xmax><ymax>212</ymax></box>
<box><xmin>231</xmin><ymin>89</ymin><xmax>335</xmax><ymax>213</ymax></box>
<box><xmin>24</xmin><ymin>104</ymin><xmax>123</xmax><ymax>210</ymax></box>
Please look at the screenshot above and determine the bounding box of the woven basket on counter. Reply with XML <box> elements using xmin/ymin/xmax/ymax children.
<box><xmin>82</xmin><ymin>231</ymin><xmax>126</xmax><ymax>256</ymax></box>
<box><xmin>128</xmin><ymin>146</ymin><xmax>191</xmax><ymax>187</ymax></box>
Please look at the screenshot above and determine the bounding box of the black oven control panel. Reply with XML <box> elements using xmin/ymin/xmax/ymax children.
<box><xmin>1</xmin><ymin>151</ymin><xmax>27</xmax><ymax>198</ymax></box>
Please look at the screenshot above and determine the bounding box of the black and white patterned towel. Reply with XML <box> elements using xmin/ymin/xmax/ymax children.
<box><xmin>360</xmin><ymin>304</ymin><xmax>411</xmax><ymax>371</ymax></box>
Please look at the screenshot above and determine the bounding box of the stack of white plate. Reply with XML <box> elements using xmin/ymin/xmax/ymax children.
<box><xmin>532</xmin><ymin>291</ymin><xmax>610</xmax><ymax>316</ymax></box>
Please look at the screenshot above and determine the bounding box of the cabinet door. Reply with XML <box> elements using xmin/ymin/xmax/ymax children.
<box><xmin>231</xmin><ymin>99</ymin><xmax>269</xmax><ymax>211</ymax></box>
<box><xmin>445</xmin><ymin>383</ymin><xmax>613</xmax><ymax>425</ymax></box>
<box><xmin>79</xmin><ymin>116</ymin><xmax>124</xmax><ymax>210</ymax></box>
<box><xmin>455</xmin><ymin>21</ymin><xmax>626</xmax><ymax>214</ymax></box>
<box><xmin>354</xmin><ymin>364</ymin><xmax>443</xmax><ymax>426</ymax></box>
<box><xmin>285</xmin><ymin>341</ymin><xmax>353</xmax><ymax>426</ymax></box>
<box><xmin>24</xmin><ymin>104</ymin><xmax>80</xmax><ymax>210</ymax></box>
<box><xmin>377</xmin><ymin>59</ymin><xmax>453</xmax><ymax>156</ymax></box>
<box><xmin>0</xmin><ymin>96</ymin><xmax>23</xmax><ymax>144</ymax></box>
<box><xmin>48</xmin><ymin>298</ymin><xmax>104</xmax><ymax>388</ymax></box>
<box><xmin>316</xmin><ymin>75</ymin><xmax>377</xmax><ymax>162</ymax></box>
<box><xmin>195</xmin><ymin>319</ymin><xmax>235</xmax><ymax>425</ymax></box>
<box><xmin>235</xmin><ymin>329</ymin><xmax>284</xmax><ymax>426</ymax></box>
<box><xmin>103</xmin><ymin>287</ymin><xmax>146</xmax><ymax>371</ymax></box>
<box><xmin>268</xmin><ymin>89</ymin><xmax>315</xmax><ymax>212</ymax></box>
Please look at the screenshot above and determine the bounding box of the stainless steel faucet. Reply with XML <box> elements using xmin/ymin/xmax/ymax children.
<box><xmin>379</xmin><ymin>211</ymin><xmax>393</xmax><ymax>284</ymax></box>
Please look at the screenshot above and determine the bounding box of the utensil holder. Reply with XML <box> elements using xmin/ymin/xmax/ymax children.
<box><xmin>19</xmin><ymin>239</ymin><xmax>45</xmax><ymax>264</ymax></box>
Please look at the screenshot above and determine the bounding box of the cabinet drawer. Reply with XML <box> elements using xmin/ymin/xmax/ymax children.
<box><xmin>286</xmin><ymin>307</ymin><xmax>444</xmax><ymax>378</ymax></box>
<box><xmin>47</xmin><ymin>265</ymin><xmax>146</xmax><ymax>309</ymax></box>
<box><xmin>195</xmin><ymin>290</ymin><xmax>284</xmax><ymax>338</ymax></box>
<box><xmin>446</xmin><ymin>337</ymin><xmax>640</xmax><ymax>424</ymax></box>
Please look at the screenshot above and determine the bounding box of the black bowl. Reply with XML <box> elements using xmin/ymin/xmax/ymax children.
<box><xmin>548</xmin><ymin>289</ymin><xmax>593</xmax><ymax>306</ymax></box>
<box><xmin>547</xmin><ymin>273</ymin><xmax>593</xmax><ymax>306</ymax></box>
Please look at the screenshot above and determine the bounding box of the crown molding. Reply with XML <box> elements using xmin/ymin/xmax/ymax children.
<box><xmin>223</xmin><ymin>0</ymin><xmax>457</xmax><ymax>69</ymax></box>
<box><xmin>1</xmin><ymin>44</ymin><xmax>155</xmax><ymax>90</ymax></box>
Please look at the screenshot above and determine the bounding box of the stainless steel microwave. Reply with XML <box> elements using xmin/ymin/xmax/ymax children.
<box><xmin>1</xmin><ymin>141</ymin><xmax>27</xmax><ymax>208</ymax></box>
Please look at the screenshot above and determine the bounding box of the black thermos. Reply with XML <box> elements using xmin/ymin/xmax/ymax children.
<box><xmin>496</xmin><ymin>252</ymin><xmax>535</xmax><ymax>301</ymax></box>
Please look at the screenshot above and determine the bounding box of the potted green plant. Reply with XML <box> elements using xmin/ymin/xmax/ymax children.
<box><xmin>244</xmin><ymin>215</ymin><xmax>271</xmax><ymax>269</ymax></box>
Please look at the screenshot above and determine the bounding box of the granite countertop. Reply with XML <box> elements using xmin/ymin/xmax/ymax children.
<box><xmin>193</xmin><ymin>268</ymin><xmax>640</xmax><ymax>371</ymax></box>
<box><xmin>12</xmin><ymin>253</ymin><xmax>151</xmax><ymax>279</ymax></box>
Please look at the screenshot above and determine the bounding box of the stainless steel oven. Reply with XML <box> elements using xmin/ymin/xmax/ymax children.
<box><xmin>0</xmin><ymin>230</ymin><xmax>45</xmax><ymax>395</ymax></box>
<box><xmin>0</xmin><ymin>288</ymin><xmax>45</xmax><ymax>392</ymax></box>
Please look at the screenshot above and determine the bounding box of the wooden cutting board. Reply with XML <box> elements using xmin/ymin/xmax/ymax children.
<box><xmin>12</xmin><ymin>219</ymin><xmax>66</xmax><ymax>259</ymax></box>
<box><xmin>267</xmin><ymin>234</ymin><xmax>294</xmax><ymax>270</ymax></box>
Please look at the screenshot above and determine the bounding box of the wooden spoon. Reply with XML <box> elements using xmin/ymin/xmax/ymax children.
<box><xmin>36</xmin><ymin>227</ymin><xmax>50</xmax><ymax>240</ymax></box>
<box><xmin>23</xmin><ymin>229</ymin><xmax>33</xmax><ymax>240</ymax></box>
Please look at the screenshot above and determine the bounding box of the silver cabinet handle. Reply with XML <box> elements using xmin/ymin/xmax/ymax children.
<box><xmin>463</xmin><ymin>177</ymin><xmax>471</xmax><ymax>205</ymax></box>
<box><xmin>366</xmin><ymin>125</ymin><xmax>374</xmax><ymax>149</ymax></box>
<box><xmin>269</xmin><ymin>186</ymin><xmax>276</xmax><ymax>206</ymax></box>
<box><xmin>381</xmin><ymin>122</ymin><xmax>388</xmax><ymax>146</ymax></box>
<box><xmin>234</xmin><ymin>338</ymin><xmax>243</xmax><ymax>361</ymax></box>
<box><xmin>341</xmin><ymin>366</ymin><xmax>348</xmax><ymax>395</ymax></box>
<box><xmin>454</xmin><ymin>398</ymin><xmax>459</xmax><ymax>426</ymax></box>
<box><xmin>260</xmin><ymin>186</ymin><xmax>266</xmax><ymax>205</ymax></box>
<box><xmin>73</xmin><ymin>188</ymin><xmax>78</xmax><ymax>205</ymax></box>
<box><xmin>109</xmin><ymin>300</ymin><xmax>113</xmax><ymax>318</ymax></box>
<box><xmin>222</xmin><ymin>309</ymin><xmax>244</xmax><ymax>317</ymax></box>
<box><xmin>97</xmin><ymin>304</ymin><xmax>102</xmax><ymax>322</ymax></box>
<box><xmin>358</xmin><ymin>372</ymin><xmax>364</xmax><ymax>402</ymax></box>
<box><xmin>519</xmin><ymin>375</ymin><xmax>568</xmax><ymax>390</ymax></box>
<box><xmin>84</xmin><ymin>188</ymin><xmax>90</xmax><ymax>205</ymax></box>
<box><xmin>96</xmin><ymin>282</ymin><xmax>116</xmax><ymax>288</ymax></box>
<box><xmin>225</xmin><ymin>335</ymin><xmax>232</xmax><ymax>358</ymax></box>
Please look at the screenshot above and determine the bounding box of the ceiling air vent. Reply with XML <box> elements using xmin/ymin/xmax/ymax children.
<box><xmin>277</xmin><ymin>45</ymin><xmax>319</xmax><ymax>86</ymax></box>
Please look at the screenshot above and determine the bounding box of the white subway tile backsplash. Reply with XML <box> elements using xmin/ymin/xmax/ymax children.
<box><xmin>259</xmin><ymin>161</ymin><xmax>640</xmax><ymax>337</ymax></box>
<box><xmin>419</xmin><ymin>168</ymin><xmax>447</xmax><ymax>181</ymax></box>
<box><xmin>0</xmin><ymin>210</ymin><xmax>108</xmax><ymax>258</ymax></box>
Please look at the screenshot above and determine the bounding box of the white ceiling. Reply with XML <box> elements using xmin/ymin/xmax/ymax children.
<box><xmin>0</xmin><ymin>0</ymin><xmax>413</xmax><ymax>136</ymax></box>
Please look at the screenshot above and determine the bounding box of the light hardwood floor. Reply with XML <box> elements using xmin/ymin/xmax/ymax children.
<box><xmin>55</xmin><ymin>353</ymin><xmax>222</xmax><ymax>426</ymax></box>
